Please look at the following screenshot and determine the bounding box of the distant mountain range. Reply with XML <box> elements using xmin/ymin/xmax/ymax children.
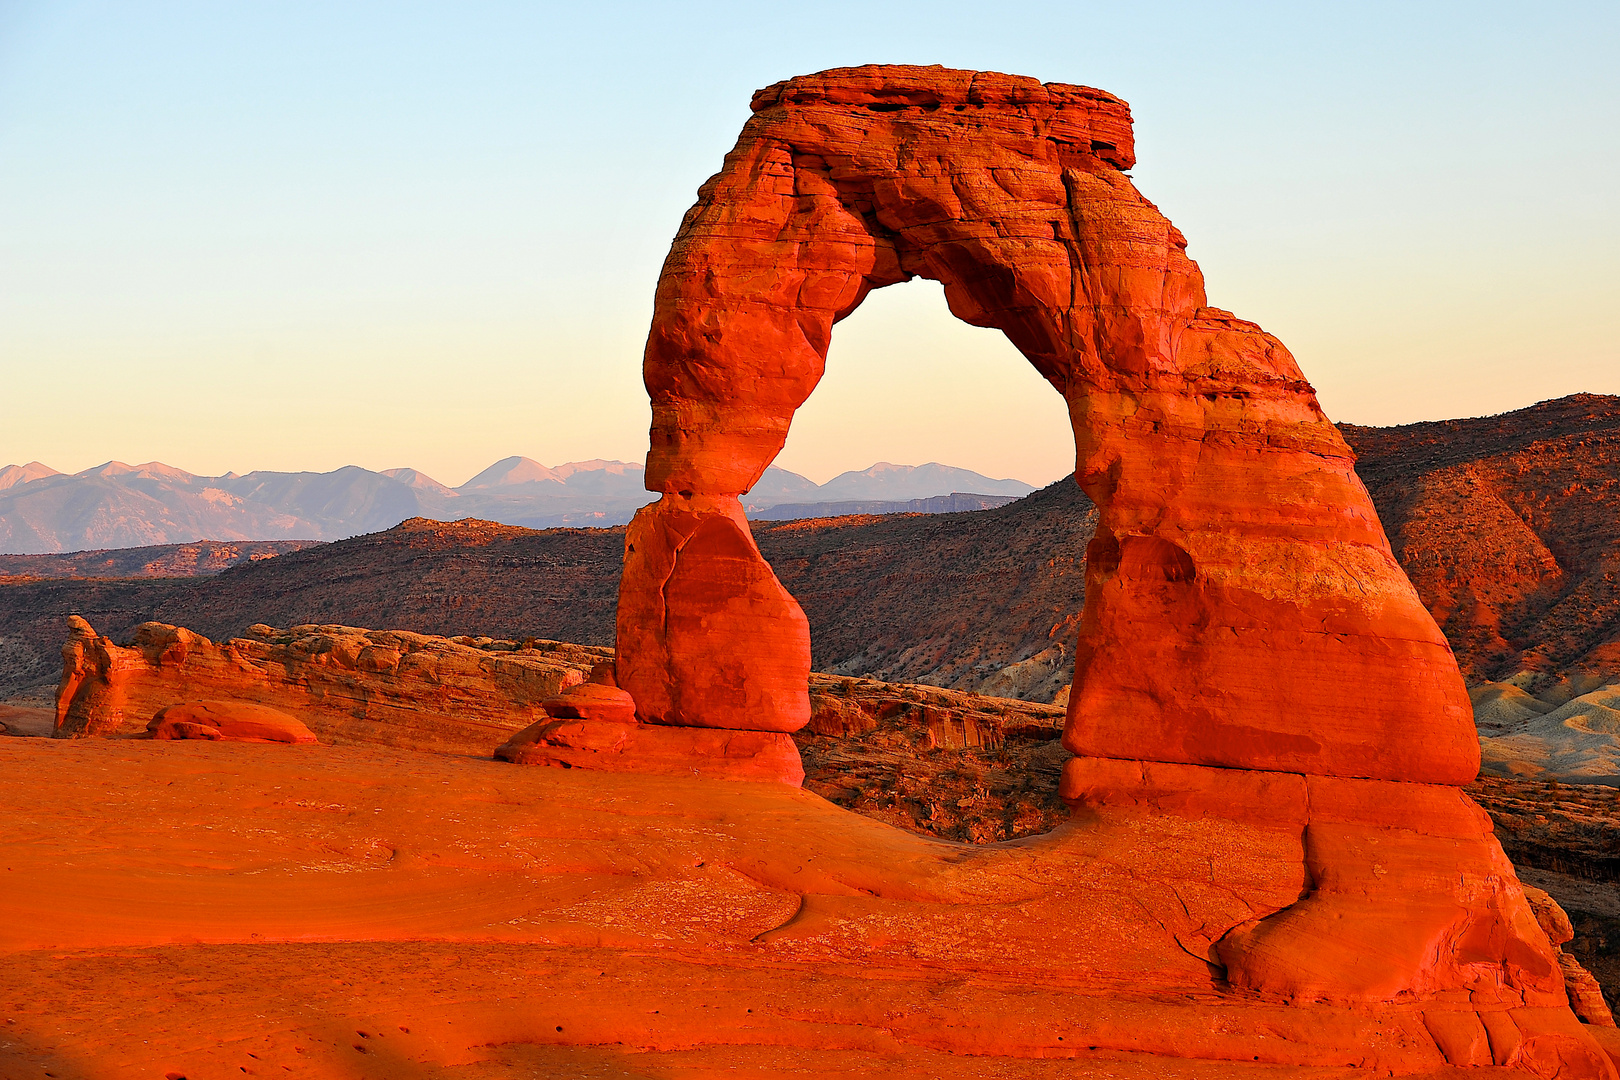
<box><xmin>1</xmin><ymin>395</ymin><xmax>1616</xmax><ymax>708</ymax></box>
<box><xmin>0</xmin><ymin>457</ymin><xmax>1034</xmax><ymax>554</ymax></box>
<box><xmin>750</xmin><ymin>492</ymin><xmax>1023</xmax><ymax>521</ymax></box>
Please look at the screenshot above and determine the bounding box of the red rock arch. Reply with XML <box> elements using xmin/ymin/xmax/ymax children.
<box><xmin>616</xmin><ymin>65</ymin><xmax>1477</xmax><ymax>786</ymax></box>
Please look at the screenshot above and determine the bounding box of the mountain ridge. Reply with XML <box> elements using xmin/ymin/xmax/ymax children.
<box><xmin>0</xmin><ymin>457</ymin><xmax>1034</xmax><ymax>553</ymax></box>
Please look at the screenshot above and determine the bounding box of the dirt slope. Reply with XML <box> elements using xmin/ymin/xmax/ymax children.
<box><xmin>1341</xmin><ymin>393</ymin><xmax>1620</xmax><ymax>692</ymax></box>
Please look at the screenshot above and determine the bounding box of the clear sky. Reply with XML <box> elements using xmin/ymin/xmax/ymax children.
<box><xmin>1</xmin><ymin>1</ymin><xmax>1615</xmax><ymax>487</ymax></box>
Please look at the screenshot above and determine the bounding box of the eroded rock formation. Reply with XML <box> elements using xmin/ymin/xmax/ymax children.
<box><xmin>33</xmin><ymin>612</ymin><xmax>1620</xmax><ymax>1070</ymax></box>
<box><xmin>494</xmin><ymin>668</ymin><xmax>802</xmax><ymax>781</ymax></box>
<box><xmin>147</xmin><ymin>700</ymin><xmax>317</xmax><ymax>743</ymax></box>
<box><xmin>54</xmin><ymin>615</ymin><xmax>607</xmax><ymax>754</ymax></box>
<box><xmin>618</xmin><ymin>64</ymin><xmax>1475</xmax><ymax>786</ymax></box>
<box><xmin>605</xmin><ymin>64</ymin><xmax>1610</xmax><ymax>1072</ymax></box>
<box><xmin>28</xmin><ymin>64</ymin><xmax>1616</xmax><ymax>1075</ymax></box>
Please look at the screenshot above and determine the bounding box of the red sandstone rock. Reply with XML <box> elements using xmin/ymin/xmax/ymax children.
<box><xmin>516</xmin><ymin>663</ymin><xmax>803</xmax><ymax>780</ymax></box>
<box><xmin>25</xmin><ymin>618</ymin><xmax>1618</xmax><ymax>1071</ymax></box>
<box><xmin>618</xmin><ymin>63</ymin><xmax>1475</xmax><ymax>785</ymax></box>
<box><xmin>22</xmin><ymin>64</ymin><xmax>1607</xmax><ymax>1074</ymax></box>
<box><xmin>1059</xmin><ymin>755</ymin><xmax>1615</xmax><ymax>1072</ymax></box>
<box><xmin>539</xmin><ymin>682</ymin><xmax>637</xmax><ymax>724</ymax></box>
<box><xmin>147</xmin><ymin>701</ymin><xmax>316</xmax><ymax>744</ymax></box>
<box><xmin>9</xmin><ymin>736</ymin><xmax>1609</xmax><ymax>1078</ymax></box>
<box><xmin>1524</xmin><ymin>885</ymin><xmax>1617</xmax><ymax>1027</ymax></box>
<box><xmin>54</xmin><ymin>615</ymin><xmax>607</xmax><ymax>755</ymax></box>
<box><xmin>618</xmin><ymin>496</ymin><xmax>810</xmax><ymax>732</ymax></box>
<box><xmin>54</xmin><ymin>615</ymin><xmax>809</xmax><ymax>783</ymax></box>
<box><xmin>594</xmin><ymin>68</ymin><xmax>1613</xmax><ymax>1054</ymax></box>
<box><xmin>494</xmin><ymin>718</ymin><xmax>802</xmax><ymax>784</ymax></box>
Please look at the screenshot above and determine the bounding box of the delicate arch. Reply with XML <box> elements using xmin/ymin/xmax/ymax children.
<box><xmin>616</xmin><ymin>65</ymin><xmax>1476</xmax><ymax>785</ymax></box>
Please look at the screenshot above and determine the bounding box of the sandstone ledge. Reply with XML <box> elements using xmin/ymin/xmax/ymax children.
<box><xmin>53</xmin><ymin>615</ymin><xmax>609</xmax><ymax>755</ymax></box>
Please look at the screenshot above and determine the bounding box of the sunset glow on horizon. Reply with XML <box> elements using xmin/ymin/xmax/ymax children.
<box><xmin>2</xmin><ymin>1</ymin><xmax>1614</xmax><ymax>488</ymax></box>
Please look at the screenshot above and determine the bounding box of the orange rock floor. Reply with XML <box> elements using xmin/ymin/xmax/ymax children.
<box><xmin>0</xmin><ymin>737</ymin><xmax>1590</xmax><ymax>1079</ymax></box>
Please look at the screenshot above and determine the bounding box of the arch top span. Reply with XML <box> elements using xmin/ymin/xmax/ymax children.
<box><xmin>747</xmin><ymin>65</ymin><xmax>1136</xmax><ymax>170</ymax></box>
<box><xmin>618</xmin><ymin>65</ymin><xmax>1478</xmax><ymax>787</ymax></box>
<box><xmin>644</xmin><ymin>64</ymin><xmax>1184</xmax><ymax>499</ymax></box>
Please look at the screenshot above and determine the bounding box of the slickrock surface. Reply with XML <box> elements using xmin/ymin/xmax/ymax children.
<box><xmin>17</xmin><ymin>613</ymin><xmax>1620</xmax><ymax>1070</ymax></box>
<box><xmin>35</xmin><ymin>609</ymin><xmax>1620</xmax><ymax>1016</ymax></box>
<box><xmin>54</xmin><ymin>616</ymin><xmax>608</xmax><ymax>755</ymax></box>
<box><xmin>802</xmin><ymin>685</ymin><xmax>1619</xmax><ymax>1026</ymax></box>
<box><xmin>498</xmin><ymin>717</ymin><xmax>805</xmax><ymax>784</ymax></box>
<box><xmin>495</xmin><ymin>670</ymin><xmax>805</xmax><ymax>783</ymax></box>
<box><xmin>604</xmin><ymin>62</ymin><xmax>1605</xmax><ymax>1068</ymax></box>
<box><xmin>2</xmin><ymin>736</ymin><xmax>1616</xmax><ymax>1079</ymax></box>
<box><xmin>621</xmin><ymin>63</ymin><xmax>1475</xmax><ymax>784</ymax></box>
<box><xmin>5</xmin><ymin>63</ymin><xmax>1615</xmax><ymax>1072</ymax></box>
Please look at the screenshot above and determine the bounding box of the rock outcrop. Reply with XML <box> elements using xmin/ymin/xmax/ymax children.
<box><xmin>54</xmin><ymin>615</ymin><xmax>608</xmax><ymax>755</ymax></box>
<box><xmin>7</xmin><ymin>736</ymin><xmax>1620</xmax><ymax>1078</ymax></box>
<box><xmin>18</xmin><ymin>64</ymin><xmax>1616</xmax><ymax>1075</ymax></box>
<box><xmin>147</xmin><ymin>700</ymin><xmax>317</xmax><ymax>743</ymax></box>
<box><xmin>34</xmin><ymin>610</ymin><xmax>1620</xmax><ymax>1070</ymax></box>
<box><xmin>6</xmin><ymin>392</ymin><xmax>1613</xmax><ymax>710</ymax></box>
<box><xmin>1526</xmin><ymin>885</ymin><xmax>1618</xmax><ymax>1027</ymax></box>
<box><xmin>494</xmin><ymin>669</ymin><xmax>803</xmax><ymax>782</ymax></box>
<box><xmin>604</xmin><ymin>65</ymin><xmax>1607</xmax><ymax>1071</ymax></box>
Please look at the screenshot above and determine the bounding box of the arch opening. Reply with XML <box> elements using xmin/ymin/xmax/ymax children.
<box><xmin>765</xmin><ymin>276</ymin><xmax>1071</xmax><ymax>492</ymax></box>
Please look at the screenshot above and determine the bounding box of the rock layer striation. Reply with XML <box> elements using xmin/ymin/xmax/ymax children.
<box><xmin>54</xmin><ymin>616</ymin><xmax>608</xmax><ymax>755</ymax></box>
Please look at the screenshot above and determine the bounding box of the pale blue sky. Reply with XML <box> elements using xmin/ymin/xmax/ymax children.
<box><xmin>1</xmin><ymin>1</ymin><xmax>1615</xmax><ymax>485</ymax></box>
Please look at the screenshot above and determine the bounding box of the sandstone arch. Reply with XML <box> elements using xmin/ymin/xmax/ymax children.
<box><xmin>617</xmin><ymin>64</ymin><xmax>1477</xmax><ymax>788</ymax></box>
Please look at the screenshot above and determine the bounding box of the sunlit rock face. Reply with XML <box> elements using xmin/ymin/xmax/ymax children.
<box><xmin>620</xmin><ymin>63</ymin><xmax>1475</xmax><ymax>786</ymax></box>
<box><xmin>596</xmin><ymin>67</ymin><xmax>1620</xmax><ymax>1071</ymax></box>
<box><xmin>52</xmin><ymin>615</ymin><xmax>608</xmax><ymax>755</ymax></box>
